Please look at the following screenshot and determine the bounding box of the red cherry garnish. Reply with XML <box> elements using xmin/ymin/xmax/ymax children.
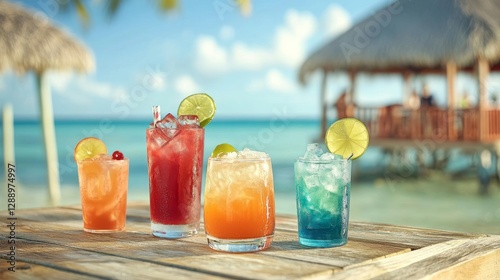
<box><xmin>112</xmin><ymin>150</ymin><xmax>124</xmax><ymax>160</ymax></box>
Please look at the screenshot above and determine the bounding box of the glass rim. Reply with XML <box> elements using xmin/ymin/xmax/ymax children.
<box><xmin>76</xmin><ymin>158</ymin><xmax>130</xmax><ymax>164</ymax></box>
<box><xmin>146</xmin><ymin>126</ymin><xmax>204</xmax><ymax>131</ymax></box>
<box><xmin>208</xmin><ymin>155</ymin><xmax>271</xmax><ymax>162</ymax></box>
<box><xmin>295</xmin><ymin>157</ymin><xmax>351</xmax><ymax>164</ymax></box>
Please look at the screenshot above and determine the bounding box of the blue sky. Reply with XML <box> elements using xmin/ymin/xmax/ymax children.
<box><xmin>1</xmin><ymin>0</ymin><xmax>496</xmax><ymax>120</ymax></box>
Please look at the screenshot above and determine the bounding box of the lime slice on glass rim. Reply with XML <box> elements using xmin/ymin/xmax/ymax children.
<box><xmin>211</xmin><ymin>143</ymin><xmax>237</xmax><ymax>158</ymax></box>
<box><xmin>74</xmin><ymin>137</ymin><xmax>108</xmax><ymax>161</ymax></box>
<box><xmin>177</xmin><ymin>93</ymin><xmax>216</xmax><ymax>127</ymax></box>
<box><xmin>325</xmin><ymin>118</ymin><xmax>369</xmax><ymax>160</ymax></box>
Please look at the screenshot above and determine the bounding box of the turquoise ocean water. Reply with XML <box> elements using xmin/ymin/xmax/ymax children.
<box><xmin>1</xmin><ymin>119</ymin><xmax>500</xmax><ymax>234</ymax></box>
<box><xmin>1</xmin><ymin>119</ymin><xmax>345</xmax><ymax>191</ymax></box>
<box><xmin>1</xmin><ymin>119</ymin><xmax>383</xmax><ymax>191</ymax></box>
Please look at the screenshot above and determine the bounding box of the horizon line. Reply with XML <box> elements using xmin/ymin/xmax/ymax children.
<box><xmin>8</xmin><ymin>117</ymin><xmax>322</xmax><ymax>123</ymax></box>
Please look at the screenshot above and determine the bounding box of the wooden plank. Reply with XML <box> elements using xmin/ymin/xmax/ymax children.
<box><xmin>259</xmin><ymin>234</ymin><xmax>411</xmax><ymax>268</ymax></box>
<box><xmin>348</xmin><ymin>222</ymin><xmax>486</xmax><ymax>249</ymax></box>
<box><xmin>1</xmin><ymin>205</ymin><xmax>485</xmax><ymax>250</ymax></box>
<box><xmin>1</xmin><ymin>221</ymin><xmax>337</xmax><ymax>279</ymax></box>
<box><xmin>427</xmin><ymin>246</ymin><xmax>500</xmax><ymax>280</ymax></box>
<box><xmin>1</xmin><ymin>260</ymin><xmax>97</xmax><ymax>280</ymax></box>
<box><xmin>3</xmin><ymin>206</ymin><xmax>499</xmax><ymax>279</ymax></box>
<box><xmin>1</xmin><ymin>208</ymin><xmax>411</xmax><ymax>279</ymax></box>
<box><xmin>161</xmin><ymin>254</ymin><xmax>337</xmax><ymax>280</ymax></box>
<box><xmin>331</xmin><ymin>236</ymin><xmax>500</xmax><ymax>279</ymax></box>
<box><xmin>273</xmin><ymin>215</ymin><xmax>484</xmax><ymax>249</ymax></box>
<box><xmin>0</xmin><ymin>239</ymin><xmax>226</xmax><ymax>280</ymax></box>
<box><xmin>7</xmin><ymin>212</ymin><xmax>410</xmax><ymax>268</ymax></box>
<box><xmin>3</xmin><ymin>205</ymin><xmax>481</xmax><ymax>250</ymax></box>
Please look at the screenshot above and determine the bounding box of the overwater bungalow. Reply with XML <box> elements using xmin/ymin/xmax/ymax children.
<box><xmin>299</xmin><ymin>0</ymin><xmax>500</xmax><ymax>188</ymax></box>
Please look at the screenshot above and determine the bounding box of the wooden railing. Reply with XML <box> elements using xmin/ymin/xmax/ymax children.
<box><xmin>486</xmin><ymin>109</ymin><xmax>500</xmax><ymax>141</ymax></box>
<box><xmin>354</xmin><ymin>106</ymin><xmax>500</xmax><ymax>143</ymax></box>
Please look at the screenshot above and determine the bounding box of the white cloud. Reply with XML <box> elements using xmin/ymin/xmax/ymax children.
<box><xmin>174</xmin><ymin>75</ymin><xmax>199</xmax><ymax>96</ymax></box>
<box><xmin>323</xmin><ymin>4</ymin><xmax>351</xmax><ymax>38</ymax></box>
<box><xmin>231</xmin><ymin>42</ymin><xmax>272</xmax><ymax>70</ymax></box>
<box><xmin>194</xmin><ymin>9</ymin><xmax>318</xmax><ymax>77</ymax></box>
<box><xmin>219</xmin><ymin>25</ymin><xmax>235</xmax><ymax>41</ymax></box>
<box><xmin>265</xmin><ymin>69</ymin><xmax>297</xmax><ymax>93</ymax></box>
<box><xmin>144</xmin><ymin>72</ymin><xmax>167</xmax><ymax>91</ymax></box>
<box><xmin>47</xmin><ymin>72</ymin><xmax>128</xmax><ymax>104</ymax></box>
<box><xmin>247</xmin><ymin>69</ymin><xmax>297</xmax><ymax>93</ymax></box>
<box><xmin>77</xmin><ymin>78</ymin><xmax>127</xmax><ymax>100</ymax></box>
<box><xmin>274</xmin><ymin>10</ymin><xmax>317</xmax><ymax>67</ymax></box>
<box><xmin>195</xmin><ymin>36</ymin><xmax>229</xmax><ymax>75</ymax></box>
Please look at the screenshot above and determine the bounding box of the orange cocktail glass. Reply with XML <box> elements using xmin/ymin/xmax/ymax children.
<box><xmin>204</xmin><ymin>149</ymin><xmax>275</xmax><ymax>252</ymax></box>
<box><xmin>77</xmin><ymin>156</ymin><xmax>129</xmax><ymax>232</ymax></box>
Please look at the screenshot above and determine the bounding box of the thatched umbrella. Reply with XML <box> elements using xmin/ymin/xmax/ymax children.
<box><xmin>0</xmin><ymin>1</ymin><xmax>94</xmax><ymax>204</ymax></box>
<box><xmin>299</xmin><ymin>0</ymin><xmax>500</xmax><ymax>138</ymax></box>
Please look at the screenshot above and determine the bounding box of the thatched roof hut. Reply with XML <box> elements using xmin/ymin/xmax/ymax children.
<box><xmin>0</xmin><ymin>0</ymin><xmax>94</xmax><ymax>204</ymax></box>
<box><xmin>0</xmin><ymin>1</ymin><xmax>94</xmax><ymax>73</ymax></box>
<box><xmin>299</xmin><ymin>0</ymin><xmax>500</xmax><ymax>139</ymax></box>
<box><xmin>300</xmin><ymin>0</ymin><xmax>500</xmax><ymax>80</ymax></box>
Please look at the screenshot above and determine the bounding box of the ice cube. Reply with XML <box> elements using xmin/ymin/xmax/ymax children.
<box><xmin>331</xmin><ymin>165</ymin><xmax>342</xmax><ymax>179</ymax></box>
<box><xmin>320</xmin><ymin>152</ymin><xmax>337</xmax><ymax>161</ymax></box>
<box><xmin>324</xmin><ymin>183</ymin><xmax>341</xmax><ymax>193</ymax></box>
<box><xmin>303</xmin><ymin>143</ymin><xmax>323</xmax><ymax>160</ymax></box>
<box><xmin>149</xmin><ymin>129</ymin><xmax>170</xmax><ymax>147</ymax></box>
<box><xmin>151</xmin><ymin>113</ymin><xmax>182</xmax><ymax>145</ymax></box>
<box><xmin>303</xmin><ymin>175</ymin><xmax>320</xmax><ymax>189</ymax></box>
<box><xmin>318</xmin><ymin>192</ymin><xmax>341</xmax><ymax>214</ymax></box>
<box><xmin>238</xmin><ymin>148</ymin><xmax>268</xmax><ymax>159</ymax></box>
<box><xmin>305</xmin><ymin>163</ymin><xmax>319</xmax><ymax>174</ymax></box>
<box><xmin>166</xmin><ymin>129</ymin><xmax>180</xmax><ymax>138</ymax></box>
<box><xmin>178</xmin><ymin>115</ymin><xmax>200</xmax><ymax>127</ymax></box>
<box><xmin>94</xmin><ymin>154</ymin><xmax>112</xmax><ymax>161</ymax></box>
<box><xmin>84</xmin><ymin>171</ymin><xmax>105</xmax><ymax>200</ymax></box>
<box><xmin>318</xmin><ymin>165</ymin><xmax>337</xmax><ymax>192</ymax></box>
<box><xmin>156</xmin><ymin>113</ymin><xmax>179</xmax><ymax>129</ymax></box>
<box><xmin>94</xmin><ymin>199</ymin><xmax>117</xmax><ymax>217</ymax></box>
<box><xmin>218</xmin><ymin>151</ymin><xmax>237</xmax><ymax>160</ymax></box>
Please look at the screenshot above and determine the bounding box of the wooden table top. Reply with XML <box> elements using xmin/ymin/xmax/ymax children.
<box><xmin>1</xmin><ymin>201</ymin><xmax>499</xmax><ymax>279</ymax></box>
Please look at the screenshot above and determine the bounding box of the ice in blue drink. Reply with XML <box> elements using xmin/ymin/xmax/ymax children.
<box><xmin>294</xmin><ymin>143</ymin><xmax>352</xmax><ymax>247</ymax></box>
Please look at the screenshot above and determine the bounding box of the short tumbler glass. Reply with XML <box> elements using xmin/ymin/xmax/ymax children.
<box><xmin>77</xmin><ymin>157</ymin><xmax>129</xmax><ymax>233</ymax></box>
<box><xmin>294</xmin><ymin>156</ymin><xmax>351</xmax><ymax>247</ymax></box>
<box><xmin>204</xmin><ymin>154</ymin><xmax>275</xmax><ymax>252</ymax></box>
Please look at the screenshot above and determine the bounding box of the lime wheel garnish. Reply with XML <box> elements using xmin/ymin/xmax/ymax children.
<box><xmin>325</xmin><ymin>118</ymin><xmax>369</xmax><ymax>160</ymax></box>
<box><xmin>74</xmin><ymin>137</ymin><xmax>107</xmax><ymax>161</ymax></box>
<box><xmin>177</xmin><ymin>93</ymin><xmax>216</xmax><ymax>127</ymax></box>
<box><xmin>211</xmin><ymin>143</ymin><xmax>237</xmax><ymax>158</ymax></box>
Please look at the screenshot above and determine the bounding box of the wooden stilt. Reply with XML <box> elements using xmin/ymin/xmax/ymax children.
<box><xmin>477</xmin><ymin>58</ymin><xmax>490</xmax><ymax>141</ymax></box>
<box><xmin>320</xmin><ymin>71</ymin><xmax>328</xmax><ymax>139</ymax></box>
<box><xmin>446</xmin><ymin>61</ymin><xmax>457</xmax><ymax>140</ymax></box>
<box><xmin>348</xmin><ymin>71</ymin><xmax>357</xmax><ymax>117</ymax></box>
<box><xmin>402</xmin><ymin>72</ymin><xmax>412</xmax><ymax>106</ymax></box>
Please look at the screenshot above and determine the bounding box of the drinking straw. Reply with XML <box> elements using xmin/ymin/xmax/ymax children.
<box><xmin>152</xmin><ymin>106</ymin><xmax>161</xmax><ymax>127</ymax></box>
